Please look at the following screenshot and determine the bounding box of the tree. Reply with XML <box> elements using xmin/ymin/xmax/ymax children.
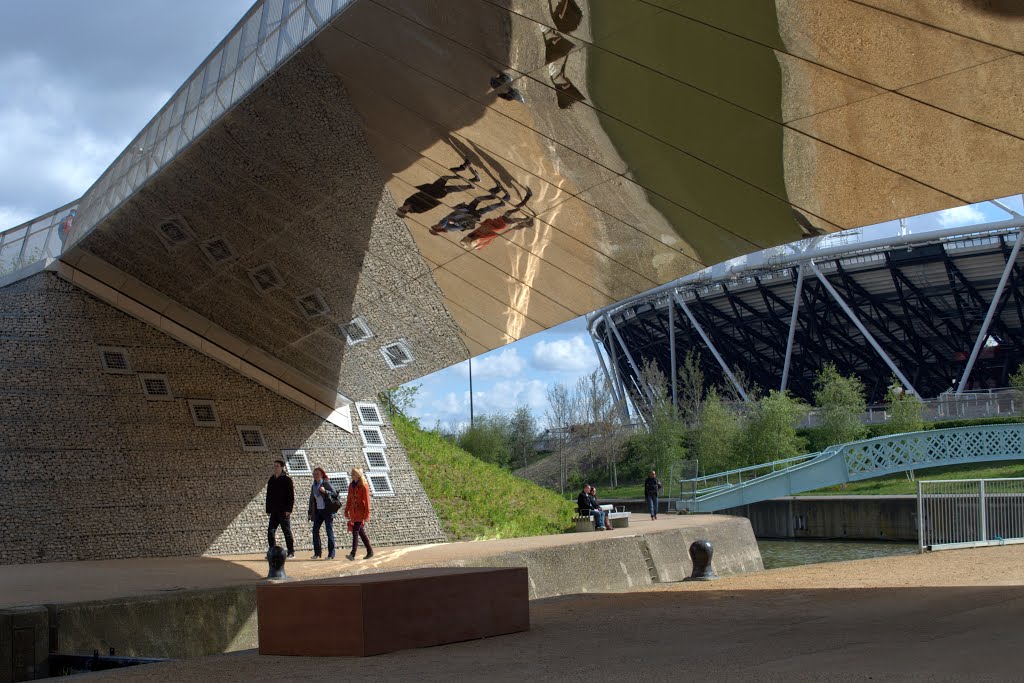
<box><xmin>677</xmin><ymin>349</ymin><xmax>705</xmax><ymax>424</ymax></box>
<box><xmin>741</xmin><ymin>390</ymin><xmax>809</xmax><ymax>465</ymax></box>
<box><xmin>574</xmin><ymin>370</ymin><xmax>629</xmax><ymax>487</ymax></box>
<box><xmin>456</xmin><ymin>413</ymin><xmax>512</xmax><ymax>467</ymax></box>
<box><xmin>692</xmin><ymin>386</ymin><xmax>742</xmax><ymax>474</ymax></box>
<box><xmin>1009</xmin><ymin>362</ymin><xmax>1024</xmax><ymax>394</ymax></box>
<box><xmin>545</xmin><ymin>382</ymin><xmax>578</xmax><ymax>494</ymax></box>
<box><xmin>812</xmin><ymin>363</ymin><xmax>868</xmax><ymax>448</ymax></box>
<box><xmin>878</xmin><ymin>379</ymin><xmax>926</xmax><ymax>436</ymax></box>
<box><xmin>378</xmin><ymin>384</ymin><xmax>420</xmax><ymax>419</ymax></box>
<box><xmin>623</xmin><ymin>359</ymin><xmax>687</xmax><ymax>480</ymax></box>
<box><xmin>508</xmin><ymin>405</ymin><xmax>538</xmax><ymax>469</ymax></box>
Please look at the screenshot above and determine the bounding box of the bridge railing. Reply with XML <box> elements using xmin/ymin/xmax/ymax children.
<box><xmin>677</xmin><ymin>450</ymin><xmax>834</xmax><ymax>502</ymax></box>
<box><xmin>0</xmin><ymin>202</ymin><xmax>78</xmax><ymax>279</ymax></box>
<box><xmin>918</xmin><ymin>478</ymin><xmax>1024</xmax><ymax>552</ymax></box>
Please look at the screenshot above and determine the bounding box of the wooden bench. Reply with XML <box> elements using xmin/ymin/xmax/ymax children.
<box><xmin>257</xmin><ymin>567</ymin><xmax>528</xmax><ymax>656</ymax></box>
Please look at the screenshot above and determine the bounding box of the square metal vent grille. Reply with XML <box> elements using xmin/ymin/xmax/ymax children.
<box><xmin>247</xmin><ymin>263</ymin><xmax>284</xmax><ymax>293</ymax></box>
<box><xmin>380</xmin><ymin>339</ymin><xmax>414</xmax><ymax>369</ymax></box>
<box><xmin>98</xmin><ymin>346</ymin><xmax>131</xmax><ymax>374</ymax></box>
<box><xmin>139</xmin><ymin>373</ymin><xmax>173</xmax><ymax>400</ymax></box>
<box><xmin>199</xmin><ymin>236</ymin><xmax>237</xmax><ymax>265</ymax></box>
<box><xmin>359</xmin><ymin>426</ymin><xmax>386</xmax><ymax>448</ymax></box>
<box><xmin>327</xmin><ymin>472</ymin><xmax>350</xmax><ymax>493</ymax></box>
<box><xmin>155</xmin><ymin>215</ymin><xmax>194</xmax><ymax>248</ymax></box>
<box><xmin>282</xmin><ymin>449</ymin><xmax>311</xmax><ymax>475</ymax></box>
<box><xmin>367</xmin><ymin>472</ymin><xmax>395</xmax><ymax>497</ymax></box>
<box><xmin>355</xmin><ymin>402</ymin><xmax>382</xmax><ymax>425</ymax></box>
<box><xmin>237</xmin><ymin>426</ymin><xmax>267</xmax><ymax>452</ymax></box>
<box><xmin>187</xmin><ymin>400</ymin><xmax>219</xmax><ymax>427</ymax></box>
<box><xmin>363</xmin><ymin>448</ymin><xmax>389</xmax><ymax>470</ymax></box>
<box><xmin>342</xmin><ymin>317</ymin><xmax>373</xmax><ymax>345</ymax></box>
<box><xmin>295</xmin><ymin>290</ymin><xmax>329</xmax><ymax>318</ymax></box>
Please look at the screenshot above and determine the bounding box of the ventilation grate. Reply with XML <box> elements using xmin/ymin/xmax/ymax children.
<box><xmin>282</xmin><ymin>449</ymin><xmax>311</xmax><ymax>475</ymax></box>
<box><xmin>188</xmin><ymin>400</ymin><xmax>219</xmax><ymax>427</ymax></box>
<box><xmin>355</xmin><ymin>402</ymin><xmax>382</xmax><ymax>425</ymax></box>
<box><xmin>327</xmin><ymin>472</ymin><xmax>350</xmax><ymax>493</ymax></box>
<box><xmin>199</xmin><ymin>236</ymin><xmax>236</xmax><ymax>265</ymax></box>
<box><xmin>342</xmin><ymin>317</ymin><xmax>373</xmax><ymax>345</ymax></box>
<box><xmin>367</xmin><ymin>472</ymin><xmax>395</xmax><ymax>497</ymax></box>
<box><xmin>295</xmin><ymin>290</ymin><xmax>329</xmax><ymax>318</ymax></box>
<box><xmin>359</xmin><ymin>426</ymin><xmax>385</xmax><ymax>448</ymax></box>
<box><xmin>247</xmin><ymin>263</ymin><xmax>284</xmax><ymax>293</ymax></box>
<box><xmin>139</xmin><ymin>374</ymin><xmax>172</xmax><ymax>400</ymax></box>
<box><xmin>363</xmin><ymin>448</ymin><xmax>389</xmax><ymax>470</ymax></box>
<box><xmin>156</xmin><ymin>215</ymin><xmax>194</xmax><ymax>248</ymax></box>
<box><xmin>98</xmin><ymin>346</ymin><xmax>131</xmax><ymax>374</ymax></box>
<box><xmin>237</xmin><ymin>425</ymin><xmax>267</xmax><ymax>452</ymax></box>
<box><xmin>380</xmin><ymin>339</ymin><xmax>414</xmax><ymax>369</ymax></box>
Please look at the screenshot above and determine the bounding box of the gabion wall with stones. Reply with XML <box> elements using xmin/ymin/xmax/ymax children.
<box><xmin>0</xmin><ymin>272</ymin><xmax>445</xmax><ymax>565</ymax></box>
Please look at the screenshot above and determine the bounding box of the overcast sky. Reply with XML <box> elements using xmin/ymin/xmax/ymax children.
<box><xmin>2</xmin><ymin>2</ymin><xmax>1019</xmax><ymax>433</ymax></box>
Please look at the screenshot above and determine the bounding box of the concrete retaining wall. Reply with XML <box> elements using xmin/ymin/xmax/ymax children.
<box><xmin>720</xmin><ymin>496</ymin><xmax>918</xmax><ymax>541</ymax></box>
<box><xmin>25</xmin><ymin>518</ymin><xmax>761</xmax><ymax>660</ymax></box>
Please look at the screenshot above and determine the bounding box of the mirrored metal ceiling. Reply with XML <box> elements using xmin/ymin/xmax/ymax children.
<box><xmin>42</xmin><ymin>0</ymin><xmax>1024</xmax><ymax>403</ymax></box>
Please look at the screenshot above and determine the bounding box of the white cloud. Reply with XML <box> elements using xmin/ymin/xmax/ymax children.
<box><xmin>464</xmin><ymin>348</ymin><xmax>524</xmax><ymax>378</ymax></box>
<box><xmin>935</xmin><ymin>204</ymin><xmax>986</xmax><ymax>227</ymax></box>
<box><xmin>531</xmin><ymin>335</ymin><xmax>598</xmax><ymax>373</ymax></box>
<box><xmin>473</xmin><ymin>379</ymin><xmax>549</xmax><ymax>416</ymax></box>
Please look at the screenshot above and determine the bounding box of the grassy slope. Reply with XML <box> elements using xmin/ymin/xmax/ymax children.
<box><xmin>393</xmin><ymin>415</ymin><xmax>575</xmax><ymax>541</ymax></box>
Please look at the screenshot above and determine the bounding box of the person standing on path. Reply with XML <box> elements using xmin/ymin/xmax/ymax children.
<box><xmin>308</xmin><ymin>467</ymin><xmax>337</xmax><ymax>560</ymax></box>
<box><xmin>644</xmin><ymin>470</ymin><xmax>663</xmax><ymax>521</ymax></box>
<box><xmin>266</xmin><ymin>460</ymin><xmax>295</xmax><ymax>558</ymax></box>
<box><xmin>344</xmin><ymin>467</ymin><xmax>374</xmax><ymax>560</ymax></box>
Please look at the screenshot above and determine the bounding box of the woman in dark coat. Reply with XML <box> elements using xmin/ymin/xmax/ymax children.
<box><xmin>308</xmin><ymin>467</ymin><xmax>338</xmax><ymax>559</ymax></box>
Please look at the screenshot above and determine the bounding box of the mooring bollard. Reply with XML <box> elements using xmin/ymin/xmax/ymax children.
<box><xmin>685</xmin><ymin>539</ymin><xmax>717</xmax><ymax>581</ymax></box>
<box><xmin>266</xmin><ymin>546</ymin><xmax>288</xmax><ymax>580</ymax></box>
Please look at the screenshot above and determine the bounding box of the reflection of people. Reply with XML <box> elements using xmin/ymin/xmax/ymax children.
<box><xmin>644</xmin><ymin>470</ymin><xmax>663</xmax><ymax>521</ymax></box>
<box><xmin>266</xmin><ymin>460</ymin><xmax>295</xmax><ymax>559</ymax></box>
<box><xmin>543</xmin><ymin>29</ymin><xmax>576</xmax><ymax>66</ymax></box>
<box><xmin>577</xmin><ymin>485</ymin><xmax>606</xmax><ymax>530</ymax></box>
<box><xmin>549</xmin><ymin>0</ymin><xmax>583</xmax><ymax>33</ymax></box>
<box><xmin>308</xmin><ymin>467</ymin><xmax>337</xmax><ymax>560</ymax></box>
<box><xmin>551</xmin><ymin>58</ymin><xmax>586</xmax><ymax>109</ymax></box>
<box><xmin>793</xmin><ymin>208</ymin><xmax>826</xmax><ymax>237</ymax></box>
<box><xmin>396</xmin><ymin>160</ymin><xmax>479</xmax><ymax>218</ymax></box>
<box><xmin>490</xmin><ymin>73</ymin><xmax>526</xmax><ymax>104</ymax></box>
<box><xmin>344</xmin><ymin>467</ymin><xmax>374</xmax><ymax>560</ymax></box>
<box><xmin>460</xmin><ymin>187</ymin><xmax>534</xmax><ymax>250</ymax></box>
<box><xmin>430</xmin><ymin>186</ymin><xmax>510</xmax><ymax>234</ymax></box>
<box><xmin>57</xmin><ymin>209</ymin><xmax>77</xmax><ymax>251</ymax></box>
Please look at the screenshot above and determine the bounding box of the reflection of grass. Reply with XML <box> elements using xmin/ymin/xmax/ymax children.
<box><xmin>587</xmin><ymin>2</ymin><xmax>796</xmax><ymax>263</ymax></box>
<box><xmin>394</xmin><ymin>414</ymin><xmax>575</xmax><ymax>540</ymax></box>
<box><xmin>805</xmin><ymin>461</ymin><xmax>1024</xmax><ymax>496</ymax></box>
<box><xmin>0</xmin><ymin>247</ymin><xmax>45</xmax><ymax>277</ymax></box>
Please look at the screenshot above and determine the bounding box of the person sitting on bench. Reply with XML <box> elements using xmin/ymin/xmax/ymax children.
<box><xmin>577</xmin><ymin>484</ymin><xmax>606</xmax><ymax>530</ymax></box>
<box><xmin>590</xmin><ymin>486</ymin><xmax>613</xmax><ymax>530</ymax></box>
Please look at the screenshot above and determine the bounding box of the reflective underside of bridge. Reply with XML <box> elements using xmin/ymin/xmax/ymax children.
<box><xmin>35</xmin><ymin>0</ymin><xmax>1024</xmax><ymax>405</ymax></box>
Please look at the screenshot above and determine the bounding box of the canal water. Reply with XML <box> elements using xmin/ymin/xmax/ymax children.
<box><xmin>758</xmin><ymin>539</ymin><xmax>919</xmax><ymax>569</ymax></box>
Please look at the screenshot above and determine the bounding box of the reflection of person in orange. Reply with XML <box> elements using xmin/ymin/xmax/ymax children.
<box><xmin>57</xmin><ymin>209</ymin><xmax>77</xmax><ymax>251</ymax></box>
<box><xmin>460</xmin><ymin>188</ymin><xmax>534</xmax><ymax>250</ymax></box>
<box><xmin>429</xmin><ymin>185</ymin><xmax>511</xmax><ymax>235</ymax></box>
<box><xmin>396</xmin><ymin>159</ymin><xmax>479</xmax><ymax>218</ymax></box>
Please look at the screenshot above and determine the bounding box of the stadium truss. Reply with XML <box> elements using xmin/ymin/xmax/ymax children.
<box><xmin>589</xmin><ymin>208</ymin><xmax>1024</xmax><ymax>407</ymax></box>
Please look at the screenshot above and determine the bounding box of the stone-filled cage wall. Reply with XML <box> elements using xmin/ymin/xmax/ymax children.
<box><xmin>0</xmin><ymin>272</ymin><xmax>445</xmax><ymax>564</ymax></box>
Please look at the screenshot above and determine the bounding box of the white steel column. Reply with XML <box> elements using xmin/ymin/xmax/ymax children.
<box><xmin>605</xmin><ymin>313</ymin><xmax>645</xmax><ymax>392</ymax></box>
<box><xmin>672</xmin><ymin>292</ymin><xmax>749</xmax><ymax>402</ymax></box>
<box><xmin>956</xmin><ymin>229</ymin><xmax>1023</xmax><ymax>395</ymax></box>
<box><xmin>589</xmin><ymin>325</ymin><xmax>626</xmax><ymax>409</ymax></box>
<box><xmin>669</xmin><ymin>295</ymin><xmax>678</xmax><ymax>409</ymax></box>
<box><xmin>809</xmin><ymin>261</ymin><xmax>918</xmax><ymax>395</ymax></box>
<box><xmin>780</xmin><ymin>265</ymin><xmax>805</xmax><ymax>392</ymax></box>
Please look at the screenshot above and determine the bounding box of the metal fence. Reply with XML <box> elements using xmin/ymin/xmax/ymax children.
<box><xmin>918</xmin><ymin>478</ymin><xmax>1024</xmax><ymax>552</ymax></box>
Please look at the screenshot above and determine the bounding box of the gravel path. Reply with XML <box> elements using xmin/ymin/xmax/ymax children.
<box><xmin>85</xmin><ymin>545</ymin><xmax>1024</xmax><ymax>682</ymax></box>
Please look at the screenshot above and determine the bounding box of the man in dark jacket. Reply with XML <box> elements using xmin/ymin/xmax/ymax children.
<box><xmin>576</xmin><ymin>485</ymin><xmax>606</xmax><ymax>530</ymax></box>
<box><xmin>266</xmin><ymin>460</ymin><xmax>295</xmax><ymax>558</ymax></box>
<box><xmin>644</xmin><ymin>470</ymin><xmax>663</xmax><ymax>521</ymax></box>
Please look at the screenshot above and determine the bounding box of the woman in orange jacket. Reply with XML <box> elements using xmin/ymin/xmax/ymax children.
<box><xmin>344</xmin><ymin>467</ymin><xmax>374</xmax><ymax>560</ymax></box>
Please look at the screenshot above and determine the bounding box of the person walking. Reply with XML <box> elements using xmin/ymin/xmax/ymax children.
<box><xmin>266</xmin><ymin>460</ymin><xmax>295</xmax><ymax>558</ymax></box>
<box><xmin>344</xmin><ymin>467</ymin><xmax>374</xmax><ymax>560</ymax></box>
<box><xmin>644</xmin><ymin>470</ymin><xmax>663</xmax><ymax>521</ymax></box>
<box><xmin>308</xmin><ymin>467</ymin><xmax>337</xmax><ymax>560</ymax></box>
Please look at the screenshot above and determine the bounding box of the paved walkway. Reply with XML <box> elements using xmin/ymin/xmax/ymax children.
<box><xmin>0</xmin><ymin>513</ymin><xmax>697</xmax><ymax>608</ymax></box>
<box><xmin>82</xmin><ymin>544</ymin><xmax>1024</xmax><ymax>681</ymax></box>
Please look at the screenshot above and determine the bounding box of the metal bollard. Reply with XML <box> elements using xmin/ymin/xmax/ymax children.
<box><xmin>685</xmin><ymin>539</ymin><xmax>718</xmax><ymax>581</ymax></box>
<box><xmin>266</xmin><ymin>546</ymin><xmax>288</xmax><ymax>579</ymax></box>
